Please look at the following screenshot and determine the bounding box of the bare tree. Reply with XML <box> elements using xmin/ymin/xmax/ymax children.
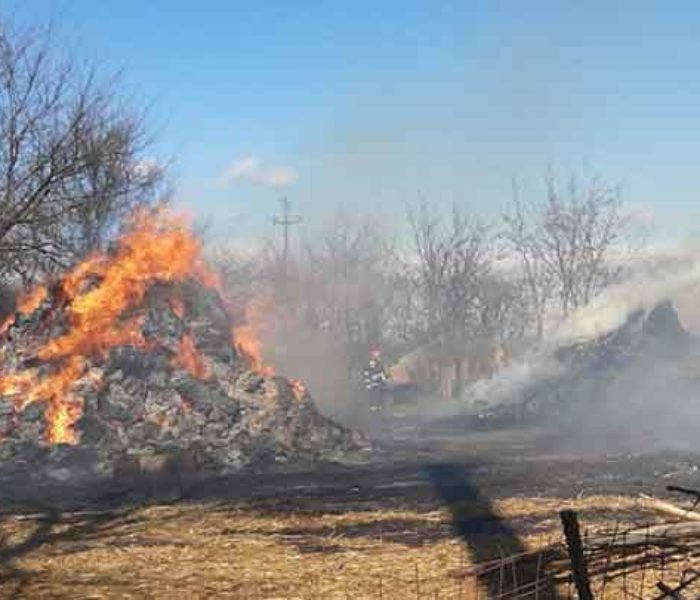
<box><xmin>210</xmin><ymin>214</ymin><xmax>403</xmax><ymax>422</ymax></box>
<box><xmin>502</xmin><ymin>182</ymin><xmax>550</xmax><ymax>339</ymax></box>
<box><xmin>408</xmin><ymin>202</ymin><xmax>493</xmax><ymax>344</ymax></box>
<box><xmin>296</xmin><ymin>213</ymin><xmax>400</xmax><ymax>370</ymax></box>
<box><xmin>503</xmin><ymin>172</ymin><xmax>638</xmax><ymax>336</ymax></box>
<box><xmin>211</xmin><ymin>246</ymin><xmax>261</xmax><ymax>316</ymax></box>
<box><xmin>473</xmin><ymin>274</ymin><xmax>529</xmax><ymax>346</ymax></box>
<box><xmin>0</xmin><ymin>22</ymin><xmax>163</xmax><ymax>285</ymax></box>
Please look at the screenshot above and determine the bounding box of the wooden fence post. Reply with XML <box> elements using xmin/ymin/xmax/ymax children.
<box><xmin>560</xmin><ymin>509</ymin><xmax>594</xmax><ymax>600</ymax></box>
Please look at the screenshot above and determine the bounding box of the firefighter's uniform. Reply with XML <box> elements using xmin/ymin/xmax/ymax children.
<box><xmin>363</xmin><ymin>357</ymin><xmax>388</xmax><ymax>412</ymax></box>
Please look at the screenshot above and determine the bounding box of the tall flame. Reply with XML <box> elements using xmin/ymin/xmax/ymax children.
<box><xmin>232</xmin><ymin>297</ymin><xmax>275</xmax><ymax>377</ymax></box>
<box><xmin>232</xmin><ymin>324</ymin><xmax>274</xmax><ymax>376</ymax></box>
<box><xmin>0</xmin><ymin>209</ymin><xmax>282</xmax><ymax>446</ymax></box>
<box><xmin>0</xmin><ymin>209</ymin><xmax>218</xmax><ymax>445</ymax></box>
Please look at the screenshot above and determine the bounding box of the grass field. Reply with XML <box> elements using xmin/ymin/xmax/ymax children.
<box><xmin>1</xmin><ymin>493</ymin><xmax>684</xmax><ymax>599</ymax></box>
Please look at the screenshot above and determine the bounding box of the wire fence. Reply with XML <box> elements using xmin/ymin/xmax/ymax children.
<box><xmin>452</xmin><ymin>517</ymin><xmax>700</xmax><ymax>599</ymax></box>
<box><xmin>241</xmin><ymin>517</ymin><xmax>700</xmax><ymax>599</ymax></box>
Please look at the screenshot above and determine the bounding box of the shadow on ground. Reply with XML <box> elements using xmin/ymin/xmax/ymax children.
<box><xmin>0</xmin><ymin>504</ymin><xmax>149</xmax><ymax>597</ymax></box>
<box><xmin>423</xmin><ymin>463</ymin><xmax>561</xmax><ymax>599</ymax></box>
<box><xmin>0</xmin><ymin>457</ymin><xmax>569</xmax><ymax>598</ymax></box>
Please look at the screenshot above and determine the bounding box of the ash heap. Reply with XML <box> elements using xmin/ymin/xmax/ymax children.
<box><xmin>0</xmin><ymin>212</ymin><xmax>364</xmax><ymax>482</ymax></box>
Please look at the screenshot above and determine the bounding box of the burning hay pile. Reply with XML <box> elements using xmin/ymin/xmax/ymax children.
<box><xmin>0</xmin><ymin>212</ymin><xmax>365</xmax><ymax>484</ymax></box>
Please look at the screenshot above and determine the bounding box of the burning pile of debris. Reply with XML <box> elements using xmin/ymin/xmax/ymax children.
<box><xmin>469</xmin><ymin>300</ymin><xmax>700</xmax><ymax>430</ymax></box>
<box><xmin>0</xmin><ymin>211</ymin><xmax>365</xmax><ymax>484</ymax></box>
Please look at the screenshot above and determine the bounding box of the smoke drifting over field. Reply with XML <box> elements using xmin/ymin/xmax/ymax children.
<box><xmin>554</xmin><ymin>252</ymin><xmax>700</xmax><ymax>344</ymax></box>
<box><xmin>463</xmin><ymin>249</ymin><xmax>700</xmax><ymax>455</ymax></box>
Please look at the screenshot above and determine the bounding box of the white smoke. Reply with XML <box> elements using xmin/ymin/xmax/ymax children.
<box><xmin>465</xmin><ymin>249</ymin><xmax>700</xmax><ymax>409</ymax></box>
<box><xmin>464</xmin><ymin>349</ymin><xmax>563</xmax><ymax>407</ymax></box>
<box><xmin>554</xmin><ymin>253</ymin><xmax>700</xmax><ymax>344</ymax></box>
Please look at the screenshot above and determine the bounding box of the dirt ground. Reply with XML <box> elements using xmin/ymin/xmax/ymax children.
<box><xmin>1</xmin><ymin>420</ymin><xmax>700</xmax><ymax>598</ymax></box>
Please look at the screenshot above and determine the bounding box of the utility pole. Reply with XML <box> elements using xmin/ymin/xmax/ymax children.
<box><xmin>272</xmin><ymin>197</ymin><xmax>302</xmax><ymax>279</ymax></box>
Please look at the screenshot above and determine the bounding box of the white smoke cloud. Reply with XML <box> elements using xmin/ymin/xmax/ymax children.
<box><xmin>218</xmin><ymin>156</ymin><xmax>298</xmax><ymax>189</ymax></box>
<box><xmin>464</xmin><ymin>248</ymin><xmax>700</xmax><ymax>411</ymax></box>
<box><xmin>554</xmin><ymin>253</ymin><xmax>700</xmax><ymax>344</ymax></box>
<box><xmin>464</xmin><ymin>350</ymin><xmax>563</xmax><ymax>408</ymax></box>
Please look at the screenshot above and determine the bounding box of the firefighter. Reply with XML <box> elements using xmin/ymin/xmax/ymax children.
<box><xmin>362</xmin><ymin>347</ymin><xmax>389</xmax><ymax>414</ymax></box>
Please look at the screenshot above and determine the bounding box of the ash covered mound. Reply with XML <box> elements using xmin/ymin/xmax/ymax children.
<box><xmin>469</xmin><ymin>300</ymin><xmax>700</xmax><ymax>450</ymax></box>
<box><xmin>0</xmin><ymin>213</ymin><xmax>365</xmax><ymax>484</ymax></box>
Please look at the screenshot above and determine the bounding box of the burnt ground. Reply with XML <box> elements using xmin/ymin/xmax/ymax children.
<box><xmin>1</xmin><ymin>417</ymin><xmax>699</xmax><ymax>598</ymax></box>
<box><xmin>1</xmin><ymin>416</ymin><xmax>698</xmax><ymax>516</ymax></box>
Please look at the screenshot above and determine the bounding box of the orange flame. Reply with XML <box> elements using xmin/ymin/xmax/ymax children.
<box><xmin>170</xmin><ymin>298</ymin><xmax>186</xmax><ymax>319</ymax></box>
<box><xmin>0</xmin><ymin>356</ymin><xmax>87</xmax><ymax>444</ymax></box>
<box><xmin>173</xmin><ymin>333</ymin><xmax>210</xmax><ymax>379</ymax></box>
<box><xmin>38</xmin><ymin>212</ymin><xmax>214</xmax><ymax>362</ymax></box>
<box><xmin>232</xmin><ymin>323</ymin><xmax>274</xmax><ymax>377</ymax></box>
<box><xmin>0</xmin><ymin>209</ymin><xmax>218</xmax><ymax>445</ymax></box>
<box><xmin>18</xmin><ymin>285</ymin><xmax>49</xmax><ymax>315</ymax></box>
<box><xmin>232</xmin><ymin>296</ymin><xmax>275</xmax><ymax>377</ymax></box>
<box><xmin>0</xmin><ymin>284</ymin><xmax>49</xmax><ymax>336</ymax></box>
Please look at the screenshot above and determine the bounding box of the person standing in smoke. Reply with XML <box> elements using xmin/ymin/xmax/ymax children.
<box><xmin>362</xmin><ymin>347</ymin><xmax>390</xmax><ymax>429</ymax></box>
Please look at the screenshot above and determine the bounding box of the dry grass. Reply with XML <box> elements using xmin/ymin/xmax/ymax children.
<box><xmin>0</xmin><ymin>495</ymin><xmax>683</xmax><ymax>599</ymax></box>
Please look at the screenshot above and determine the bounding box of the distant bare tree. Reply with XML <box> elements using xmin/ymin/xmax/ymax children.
<box><xmin>0</xmin><ymin>22</ymin><xmax>164</xmax><ymax>285</ymax></box>
<box><xmin>211</xmin><ymin>247</ymin><xmax>261</xmax><ymax>316</ymax></box>
<box><xmin>473</xmin><ymin>274</ymin><xmax>529</xmax><ymax>346</ymax></box>
<box><xmin>408</xmin><ymin>202</ymin><xmax>493</xmax><ymax>344</ymax></box>
<box><xmin>502</xmin><ymin>184</ymin><xmax>551</xmax><ymax>339</ymax></box>
<box><xmin>296</xmin><ymin>213</ymin><xmax>400</xmax><ymax>370</ymax></box>
<box><xmin>503</xmin><ymin>172</ymin><xmax>638</xmax><ymax>335</ymax></box>
<box><xmin>211</xmin><ymin>214</ymin><xmax>403</xmax><ymax>420</ymax></box>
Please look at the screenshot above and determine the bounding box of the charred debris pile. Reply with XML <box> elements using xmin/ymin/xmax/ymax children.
<box><xmin>0</xmin><ymin>213</ymin><xmax>365</xmax><ymax>485</ymax></box>
<box><xmin>472</xmin><ymin>300</ymin><xmax>700</xmax><ymax>427</ymax></box>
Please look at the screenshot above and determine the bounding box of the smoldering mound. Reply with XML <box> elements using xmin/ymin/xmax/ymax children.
<box><xmin>467</xmin><ymin>301</ymin><xmax>700</xmax><ymax>454</ymax></box>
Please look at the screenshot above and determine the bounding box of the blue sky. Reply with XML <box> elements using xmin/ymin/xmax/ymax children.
<box><xmin>7</xmin><ymin>1</ymin><xmax>700</xmax><ymax>244</ymax></box>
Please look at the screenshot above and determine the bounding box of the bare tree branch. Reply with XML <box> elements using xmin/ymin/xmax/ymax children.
<box><xmin>0</xmin><ymin>21</ymin><xmax>165</xmax><ymax>284</ymax></box>
<box><xmin>502</xmin><ymin>171</ymin><xmax>637</xmax><ymax>337</ymax></box>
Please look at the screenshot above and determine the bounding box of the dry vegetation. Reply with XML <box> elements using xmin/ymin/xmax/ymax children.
<box><xmin>0</xmin><ymin>494</ymin><xmax>687</xmax><ymax>599</ymax></box>
<box><xmin>1</xmin><ymin>15</ymin><xmax>699</xmax><ymax>600</ymax></box>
